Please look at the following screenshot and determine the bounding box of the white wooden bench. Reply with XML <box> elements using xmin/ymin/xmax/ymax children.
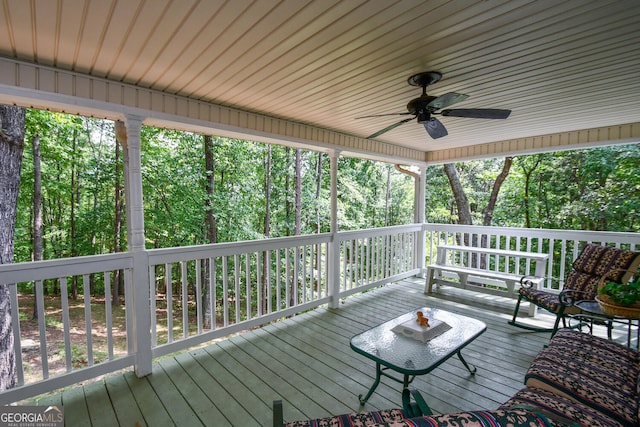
<box><xmin>425</xmin><ymin>245</ymin><xmax>549</xmax><ymax>309</ymax></box>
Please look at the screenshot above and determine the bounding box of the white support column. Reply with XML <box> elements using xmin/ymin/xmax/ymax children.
<box><xmin>416</xmin><ymin>165</ymin><xmax>426</xmax><ymax>276</ymax></box>
<box><xmin>123</xmin><ymin>115</ymin><xmax>152</xmax><ymax>377</ymax></box>
<box><xmin>123</xmin><ymin>115</ymin><xmax>146</xmax><ymax>251</ymax></box>
<box><xmin>328</xmin><ymin>150</ymin><xmax>341</xmax><ymax>308</ymax></box>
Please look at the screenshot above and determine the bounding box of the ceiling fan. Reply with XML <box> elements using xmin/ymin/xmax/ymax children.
<box><xmin>356</xmin><ymin>71</ymin><xmax>511</xmax><ymax>139</ymax></box>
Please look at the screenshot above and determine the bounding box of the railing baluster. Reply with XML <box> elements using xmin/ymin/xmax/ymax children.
<box><xmin>222</xmin><ymin>255</ymin><xmax>229</xmax><ymax>327</ymax></box>
<box><xmin>295</xmin><ymin>246</ymin><xmax>302</xmax><ymax>304</ymax></box>
<box><xmin>9</xmin><ymin>284</ymin><xmax>24</xmax><ymax>386</ymax></box>
<box><xmin>196</xmin><ymin>259</ymin><xmax>203</xmax><ymax>335</ymax></box>
<box><xmin>245</xmin><ymin>253</ymin><xmax>251</xmax><ymax>320</ymax></box>
<box><xmin>181</xmin><ymin>261</ymin><xmax>188</xmax><ymax>338</ymax></box>
<box><xmin>35</xmin><ymin>280</ymin><xmax>48</xmax><ymax>378</ymax></box>
<box><xmin>149</xmin><ymin>266</ymin><xmax>157</xmax><ymax>347</ymax></box>
<box><xmin>257</xmin><ymin>251</ymin><xmax>263</xmax><ymax>317</ymax></box>
<box><xmin>83</xmin><ymin>274</ymin><xmax>93</xmax><ymax>366</ymax></box>
<box><xmin>60</xmin><ymin>277</ymin><xmax>72</xmax><ymax>372</ymax></box>
<box><xmin>166</xmin><ymin>263</ymin><xmax>173</xmax><ymax>343</ymax></box>
<box><xmin>276</xmin><ymin>250</ymin><xmax>281</xmax><ymax>311</ymax></box>
<box><xmin>210</xmin><ymin>257</ymin><xmax>216</xmax><ymax>330</ymax></box>
<box><xmin>234</xmin><ymin>254</ymin><xmax>241</xmax><ymax>324</ymax></box>
<box><xmin>105</xmin><ymin>271</ymin><xmax>114</xmax><ymax>359</ymax></box>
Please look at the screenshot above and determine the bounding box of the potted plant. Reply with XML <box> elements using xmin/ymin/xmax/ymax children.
<box><xmin>597</xmin><ymin>273</ymin><xmax>640</xmax><ymax>317</ymax></box>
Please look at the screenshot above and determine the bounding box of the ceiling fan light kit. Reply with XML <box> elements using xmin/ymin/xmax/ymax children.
<box><xmin>357</xmin><ymin>71</ymin><xmax>511</xmax><ymax>140</ymax></box>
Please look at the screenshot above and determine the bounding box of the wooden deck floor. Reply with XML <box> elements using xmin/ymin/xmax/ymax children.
<box><xmin>26</xmin><ymin>277</ymin><xmax>626</xmax><ymax>426</ymax></box>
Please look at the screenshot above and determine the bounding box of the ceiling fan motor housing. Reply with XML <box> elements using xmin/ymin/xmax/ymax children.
<box><xmin>407</xmin><ymin>96</ymin><xmax>437</xmax><ymax>113</ymax></box>
<box><xmin>407</xmin><ymin>95</ymin><xmax>437</xmax><ymax>122</ymax></box>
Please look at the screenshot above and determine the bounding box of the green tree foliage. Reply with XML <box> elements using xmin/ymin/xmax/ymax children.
<box><xmin>13</xmin><ymin>109</ymin><xmax>639</xmax><ymax>281</ymax></box>
<box><xmin>430</xmin><ymin>145</ymin><xmax>640</xmax><ymax>231</ymax></box>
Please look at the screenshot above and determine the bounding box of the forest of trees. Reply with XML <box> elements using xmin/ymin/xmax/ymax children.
<box><xmin>7</xmin><ymin>109</ymin><xmax>639</xmax><ymax>269</ymax></box>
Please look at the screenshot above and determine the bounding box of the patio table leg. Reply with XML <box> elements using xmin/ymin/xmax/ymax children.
<box><xmin>359</xmin><ymin>362</ymin><xmax>382</xmax><ymax>405</ymax></box>
<box><xmin>457</xmin><ymin>350</ymin><xmax>477</xmax><ymax>374</ymax></box>
<box><xmin>360</xmin><ymin>363</ymin><xmax>417</xmax><ymax>405</ymax></box>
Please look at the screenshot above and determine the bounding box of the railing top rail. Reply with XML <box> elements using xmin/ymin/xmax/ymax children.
<box><xmin>0</xmin><ymin>252</ymin><xmax>133</xmax><ymax>283</ymax></box>
<box><xmin>147</xmin><ymin>232</ymin><xmax>332</xmax><ymax>264</ymax></box>
<box><xmin>338</xmin><ymin>223</ymin><xmax>422</xmax><ymax>240</ymax></box>
<box><xmin>423</xmin><ymin>223</ymin><xmax>640</xmax><ymax>244</ymax></box>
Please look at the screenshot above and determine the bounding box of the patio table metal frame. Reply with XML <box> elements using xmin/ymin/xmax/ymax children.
<box><xmin>350</xmin><ymin>307</ymin><xmax>486</xmax><ymax>405</ymax></box>
<box><xmin>571</xmin><ymin>300</ymin><xmax>640</xmax><ymax>348</ymax></box>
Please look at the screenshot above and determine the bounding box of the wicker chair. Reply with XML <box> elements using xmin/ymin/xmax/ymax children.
<box><xmin>509</xmin><ymin>244</ymin><xmax>640</xmax><ymax>336</ymax></box>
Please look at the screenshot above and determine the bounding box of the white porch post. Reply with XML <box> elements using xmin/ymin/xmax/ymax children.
<box><xmin>328</xmin><ymin>150</ymin><xmax>341</xmax><ymax>308</ymax></box>
<box><xmin>416</xmin><ymin>165</ymin><xmax>426</xmax><ymax>276</ymax></box>
<box><xmin>123</xmin><ymin>115</ymin><xmax>152</xmax><ymax>377</ymax></box>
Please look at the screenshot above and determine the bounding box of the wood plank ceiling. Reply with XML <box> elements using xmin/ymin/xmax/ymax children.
<box><xmin>0</xmin><ymin>0</ymin><xmax>638</xmax><ymax>159</ymax></box>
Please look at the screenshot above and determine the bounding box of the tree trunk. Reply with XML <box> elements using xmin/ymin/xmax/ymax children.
<box><xmin>203</xmin><ymin>134</ymin><xmax>217</xmax><ymax>328</ymax></box>
<box><xmin>32</xmin><ymin>134</ymin><xmax>43</xmax><ymax>320</ymax></box>
<box><xmin>0</xmin><ymin>104</ymin><xmax>26</xmax><ymax>391</ymax></box>
<box><xmin>443</xmin><ymin>163</ymin><xmax>472</xmax><ymax>226</ymax></box>
<box><xmin>482</xmin><ymin>157</ymin><xmax>513</xmax><ymax>226</ymax></box>
<box><xmin>518</xmin><ymin>156</ymin><xmax>542</xmax><ymax>229</ymax></box>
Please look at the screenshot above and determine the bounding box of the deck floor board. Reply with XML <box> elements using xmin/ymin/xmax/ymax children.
<box><xmin>104</xmin><ymin>374</ymin><xmax>147</xmax><ymax>427</ymax></box>
<box><xmin>26</xmin><ymin>277</ymin><xmax>633</xmax><ymax>426</ymax></box>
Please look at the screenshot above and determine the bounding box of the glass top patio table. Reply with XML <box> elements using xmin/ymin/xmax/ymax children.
<box><xmin>350</xmin><ymin>307</ymin><xmax>486</xmax><ymax>405</ymax></box>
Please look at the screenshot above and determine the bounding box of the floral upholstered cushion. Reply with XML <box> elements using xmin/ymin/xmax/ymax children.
<box><xmin>282</xmin><ymin>408</ymin><xmax>408</xmax><ymax>427</ymax></box>
<box><xmin>404</xmin><ymin>409</ymin><xmax>569</xmax><ymax>426</ymax></box>
<box><xmin>524</xmin><ymin>329</ymin><xmax>639</xmax><ymax>426</ymax></box>
<box><xmin>283</xmin><ymin>408</ymin><xmax>569</xmax><ymax>427</ymax></box>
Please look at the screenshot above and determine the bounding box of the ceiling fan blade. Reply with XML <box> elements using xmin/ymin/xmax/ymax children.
<box><xmin>367</xmin><ymin>117</ymin><xmax>415</xmax><ymax>138</ymax></box>
<box><xmin>424</xmin><ymin>118</ymin><xmax>448</xmax><ymax>139</ymax></box>
<box><xmin>355</xmin><ymin>112</ymin><xmax>412</xmax><ymax>119</ymax></box>
<box><xmin>427</xmin><ymin>92</ymin><xmax>469</xmax><ymax>110</ymax></box>
<box><xmin>441</xmin><ymin>108</ymin><xmax>511</xmax><ymax>119</ymax></box>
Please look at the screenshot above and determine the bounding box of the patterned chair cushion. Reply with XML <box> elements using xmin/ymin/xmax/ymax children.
<box><xmin>572</xmin><ymin>244</ymin><xmax>640</xmax><ymax>282</ymax></box>
<box><xmin>561</xmin><ymin>270</ymin><xmax>603</xmax><ymax>300</ymax></box>
<box><xmin>517</xmin><ymin>244</ymin><xmax>640</xmax><ymax>315</ymax></box>
<box><xmin>502</xmin><ymin>386</ymin><xmax>625</xmax><ymax>427</ymax></box>
<box><xmin>518</xmin><ymin>286</ymin><xmax>563</xmax><ymax>313</ymax></box>
<box><xmin>283</xmin><ymin>408</ymin><xmax>569</xmax><ymax>427</ymax></box>
<box><xmin>524</xmin><ymin>329</ymin><xmax>639</xmax><ymax>426</ymax></box>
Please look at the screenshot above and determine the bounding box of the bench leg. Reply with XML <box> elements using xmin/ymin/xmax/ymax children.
<box><xmin>505</xmin><ymin>280</ymin><xmax>516</xmax><ymax>297</ymax></box>
<box><xmin>425</xmin><ymin>267</ymin><xmax>436</xmax><ymax>294</ymax></box>
<box><xmin>458</xmin><ymin>273</ymin><xmax>468</xmax><ymax>288</ymax></box>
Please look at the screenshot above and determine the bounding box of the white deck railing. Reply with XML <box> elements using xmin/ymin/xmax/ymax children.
<box><xmin>0</xmin><ymin>223</ymin><xmax>636</xmax><ymax>403</ymax></box>
<box><xmin>0</xmin><ymin>225</ymin><xmax>420</xmax><ymax>404</ymax></box>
